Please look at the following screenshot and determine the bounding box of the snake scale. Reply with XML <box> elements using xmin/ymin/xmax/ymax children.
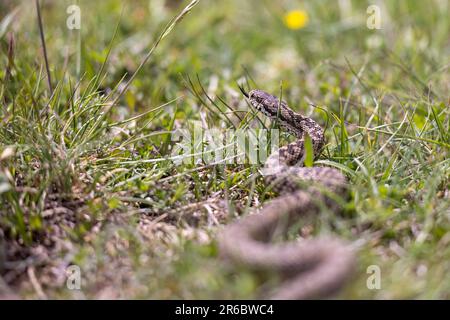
<box><xmin>218</xmin><ymin>88</ymin><xmax>356</xmax><ymax>299</ymax></box>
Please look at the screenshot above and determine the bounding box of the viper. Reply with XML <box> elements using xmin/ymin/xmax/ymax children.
<box><xmin>218</xmin><ymin>88</ymin><xmax>356</xmax><ymax>299</ymax></box>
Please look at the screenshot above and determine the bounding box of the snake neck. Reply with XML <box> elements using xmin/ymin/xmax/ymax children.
<box><xmin>266</xmin><ymin>117</ymin><xmax>325</xmax><ymax>170</ymax></box>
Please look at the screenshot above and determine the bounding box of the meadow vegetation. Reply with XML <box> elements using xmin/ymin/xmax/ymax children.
<box><xmin>0</xmin><ymin>0</ymin><xmax>449</xmax><ymax>298</ymax></box>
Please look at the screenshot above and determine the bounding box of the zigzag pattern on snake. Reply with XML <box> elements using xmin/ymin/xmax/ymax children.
<box><xmin>218</xmin><ymin>88</ymin><xmax>356</xmax><ymax>299</ymax></box>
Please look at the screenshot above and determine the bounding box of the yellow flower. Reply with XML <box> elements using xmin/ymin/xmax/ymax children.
<box><xmin>283</xmin><ymin>10</ymin><xmax>309</xmax><ymax>30</ymax></box>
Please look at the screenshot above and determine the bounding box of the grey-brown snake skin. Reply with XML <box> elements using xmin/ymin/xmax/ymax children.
<box><xmin>218</xmin><ymin>89</ymin><xmax>356</xmax><ymax>299</ymax></box>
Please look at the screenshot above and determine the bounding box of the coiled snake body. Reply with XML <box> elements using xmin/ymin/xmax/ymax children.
<box><xmin>219</xmin><ymin>89</ymin><xmax>355</xmax><ymax>299</ymax></box>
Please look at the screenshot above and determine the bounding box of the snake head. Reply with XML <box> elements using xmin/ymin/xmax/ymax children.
<box><xmin>248</xmin><ymin>89</ymin><xmax>282</xmax><ymax>117</ymax></box>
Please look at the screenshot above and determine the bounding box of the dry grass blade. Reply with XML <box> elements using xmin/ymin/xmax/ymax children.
<box><xmin>35</xmin><ymin>0</ymin><xmax>53</xmax><ymax>94</ymax></box>
<box><xmin>110</xmin><ymin>0</ymin><xmax>201</xmax><ymax>106</ymax></box>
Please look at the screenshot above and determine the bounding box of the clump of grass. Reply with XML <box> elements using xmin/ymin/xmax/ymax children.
<box><xmin>0</xmin><ymin>0</ymin><xmax>200</xmax><ymax>291</ymax></box>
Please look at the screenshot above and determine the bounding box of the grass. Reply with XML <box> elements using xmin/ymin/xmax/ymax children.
<box><xmin>0</xmin><ymin>0</ymin><xmax>449</xmax><ymax>299</ymax></box>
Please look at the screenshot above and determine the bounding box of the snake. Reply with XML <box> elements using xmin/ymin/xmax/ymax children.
<box><xmin>218</xmin><ymin>88</ymin><xmax>356</xmax><ymax>299</ymax></box>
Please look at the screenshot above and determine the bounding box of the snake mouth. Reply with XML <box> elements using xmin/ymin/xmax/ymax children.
<box><xmin>252</xmin><ymin>102</ymin><xmax>274</xmax><ymax>118</ymax></box>
<box><xmin>238</xmin><ymin>85</ymin><xmax>266</xmax><ymax>114</ymax></box>
<box><xmin>238</xmin><ymin>84</ymin><xmax>249</xmax><ymax>98</ymax></box>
